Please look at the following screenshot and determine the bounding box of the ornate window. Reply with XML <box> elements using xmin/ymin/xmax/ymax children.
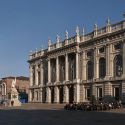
<box><xmin>87</xmin><ymin>51</ymin><xmax>92</xmax><ymax>57</ymax></box>
<box><xmin>85</xmin><ymin>88</ymin><xmax>91</xmax><ymax>100</ymax></box>
<box><xmin>99</xmin><ymin>57</ymin><xmax>106</xmax><ymax>78</ymax></box>
<box><xmin>87</xmin><ymin>61</ymin><xmax>93</xmax><ymax>80</ymax></box>
<box><xmin>114</xmin><ymin>43</ymin><xmax>121</xmax><ymax>50</ymax></box>
<box><xmin>51</xmin><ymin>61</ymin><xmax>56</xmax><ymax>83</ymax></box>
<box><xmin>60</xmin><ymin>61</ymin><xmax>65</xmax><ymax>82</ymax></box>
<box><xmin>97</xmin><ymin>87</ymin><xmax>103</xmax><ymax>101</ymax></box>
<box><xmin>114</xmin><ymin>54</ymin><xmax>123</xmax><ymax>77</ymax></box>
<box><xmin>99</xmin><ymin>47</ymin><xmax>105</xmax><ymax>53</ymax></box>
<box><xmin>113</xmin><ymin>87</ymin><xmax>120</xmax><ymax>100</ymax></box>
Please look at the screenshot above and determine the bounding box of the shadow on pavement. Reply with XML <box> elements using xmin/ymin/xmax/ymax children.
<box><xmin>0</xmin><ymin>109</ymin><xmax>125</xmax><ymax>125</ymax></box>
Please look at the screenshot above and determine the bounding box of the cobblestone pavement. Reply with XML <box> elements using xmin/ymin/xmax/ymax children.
<box><xmin>0</xmin><ymin>103</ymin><xmax>125</xmax><ymax>125</ymax></box>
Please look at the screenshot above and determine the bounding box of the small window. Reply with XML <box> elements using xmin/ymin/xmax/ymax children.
<box><xmin>99</xmin><ymin>47</ymin><xmax>104</xmax><ymax>53</ymax></box>
<box><xmin>87</xmin><ymin>51</ymin><xmax>92</xmax><ymax>57</ymax></box>
<box><xmin>114</xmin><ymin>43</ymin><xmax>121</xmax><ymax>50</ymax></box>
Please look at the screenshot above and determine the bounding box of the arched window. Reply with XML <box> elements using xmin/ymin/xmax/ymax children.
<box><xmin>99</xmin><ymin>57</ymin><xmax>106</xmax><ymax>78</ymax></box>
<box><xmin>114</xmin><ymin>54</ymin><xmax>123</xmax><ymax>77</ymax></box>
<box><xmin>87</xmin><ymin>61</ymin><xmax>93</xmax><ymax>80</ymax></box>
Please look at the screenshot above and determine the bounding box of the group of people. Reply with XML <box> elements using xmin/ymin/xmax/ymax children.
<box><xmin>64</xmin><ymin>101</ymin><xmax>122</xmax><ymax>111</ymax></box>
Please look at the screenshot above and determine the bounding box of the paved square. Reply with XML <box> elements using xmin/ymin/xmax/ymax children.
<box><xmin>0</xmin><ymin>104</ymin><xmax>125</xmax><ymax>125</ymax></box>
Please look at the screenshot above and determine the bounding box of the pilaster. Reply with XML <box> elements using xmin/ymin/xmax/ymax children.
<box><xmin>35</xmin><ymin>65</ymin><xmax>38</xmax><ymax>85</ymax></box>
<box><xmin>76</xmin><ymin>52</ymin><xmax>79</xmax><ymax>80</ymax></box>
<box><xmin>63</xmin><ymin>86</ymin><xmax>69</xmax><ymax>103</ymax></box>
<box><xmin>54</xmin><ymin>86</ymin><xmax>59</xmax><ymax>103</ymax></box>
<box><xmin>122</xmin><ymin>41</ymin><xmax>125</xmax><ymax>78</ymax></box>
<box><xmin>29</xmin><ymin>65</ymin><xmax>33</xmax><ymax>86</ymax></box>
<box><xmin>48</xmin><ymin>59</ymin><xmax>51</xmax><ymax>84</ymax></box>
<box><xmin>40</xmin><ymin>63</ymin><xmax>43</xmax><ymax>86</ymax></box>
<box><xmin>74</xmin><ymin>84</ymin><xmax>80</xmax><ymax>103</ymax></box>
<box><xmin>46</xmin><ymin>87</ymin><xmax>51</xmax><ymax>103</ymax></box>
<box><xmin>106</xmin><ymin>44</ymin><xmax>110</xmax><ymax>79</ymax></box>
<box><xmin>94</xmin><ymin>48</ymin><xmax>99</xmax><ymax>79</ymax></box>
<box><xmin>28</xmin><ymin>89</ymin><xmax>32</xmax><ymax>102</ymax></box>
<box><xmin>40</xmin><ymin>88</ymin><xmax>43</xmax><ymax>103</ymax></box>
<box><xmin>82</xmin><ymin>51</ymin><xmax>86</xmax><ymax>80</ymax></box>
<box><xmin>109</xmin><ymin>44</ymin><xmax>114</xmax><ymax>77</ymax></box>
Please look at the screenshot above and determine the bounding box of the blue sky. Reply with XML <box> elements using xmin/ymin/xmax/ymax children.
<box><xmin>0</xmin><ymin>0</ymin><xmax>125</xmax><ymax>78</ymax></box>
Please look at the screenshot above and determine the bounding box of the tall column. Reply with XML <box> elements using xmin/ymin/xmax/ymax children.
<box><xmin>54</xmin><ymin>87</ymin><xmax>59</xmax><ymax>103</ymax></box>
<box><xmin>106</xmin><ymin>44</ymin><xmax>110</xmax><ymax>79</ymax></box>
<box><xmin>65</xmin><ymin>54</ymin><xmax>69</xmax><ymax>81</ymax></box>
<box><xmin>29</xmin><ymin>65</ymin><xmax>33</xmax><ymax>86</ymax></box>
<box><xmin>76</xmin><ymin>52</ymin><xmax>79</xmax><ymax>80</ymax></box>
<box><xmin>40</xmin><ymin>63</ymin><xmax>43</xmax><ymax>86</ymax></box>
<box><xmin>122</xmin><ymin>41</ymin><xmax>125</xmax><ymax>78</ymax></box>
<box><xmin>63</xmin><ymin>86</ymin><xmax>69</xmax><ymax>103</ymax></box>
<box><xmin>48</xmin><ymin>59</ymin><xmax>51</xmax><ymax>83</ymax></box>
<box><xmin>56</xmin><ymin>56</ymin><xmax>59</xmax><ymax>82</ymax></box>
<box><xmin>35</xmin><ymin>65</ymin><xmax>38</xmax><ymax>85</ymax></box>
<box><xmin>82</xmin><ymin>51</ymin><xmax>86</xmax><ymax>80</ymax></box>
<box><xmin>94</xmin><ymin>48</ymin><xmax>99</xmax><ymax>79</ymax></box>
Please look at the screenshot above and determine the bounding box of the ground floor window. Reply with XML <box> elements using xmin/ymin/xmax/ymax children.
<box><xmin>85</xmin><ymin>88</ymin><xmax>91</xmax><ymax>100</ymax></box>
<box><xmin>97</xmin><ymin>87</ymin><xmax>102</xmax><ymax>101</ymax></box>
<box><xmin>113</xmin><ymin>87</ymin><xmax>120</xmax><ymax>100</ymax></box>
<box><xmin>35</xmin><ymin>91</ymin><xmax>39</xmax><ymax>101</ymax></box>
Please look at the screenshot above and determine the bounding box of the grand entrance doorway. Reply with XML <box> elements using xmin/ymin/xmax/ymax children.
<box><xmin>59</xmin><ymin>86</ymin><xmax>63</xmax><ymax>103</ymax></box>
<box><xmin>69</xmin><ymin>85</ymin><xmax>74</xmax><ymax>103</ymax></box>
<box><xmin>51</xmin><ymin>87</ymin><xmax>54</xmax><ymax>103</ymax></box>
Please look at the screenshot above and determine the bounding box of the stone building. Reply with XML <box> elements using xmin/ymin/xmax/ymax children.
<box><xmin>28</xmin><ymin>15</ymin><xmax>125</xmax><ymax>103</ymax></box>
<box><xmin>0</xmin><ymin>76</ymin><xmax>29</xmax><ymax>101</ymax></box>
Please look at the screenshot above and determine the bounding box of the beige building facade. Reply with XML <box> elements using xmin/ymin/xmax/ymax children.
<box><xmin>28</xmin><ymin>16</ymin><xmax>125</xmax><ymax>103</ymax></box>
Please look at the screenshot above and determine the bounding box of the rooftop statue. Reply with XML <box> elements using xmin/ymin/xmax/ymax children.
<box><xmin>11</xmin><ymin>78</ymin><xmax>16</xmax><ymax>88</ymax></box>
<box><xmin>76</xmin><ymin>26</ymin><xmax>79</xmax><ymax>35</ymax></box>
<box><xmin>65</xmin><ymin>30</ymin><xmax>68</xmax><ymax>39</ymax></box>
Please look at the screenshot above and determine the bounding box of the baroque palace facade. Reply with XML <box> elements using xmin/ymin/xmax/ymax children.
<box><xmin>28</xmin><ymin>16</ymin><xmax>125</xmax><ymax>103</ymax></box>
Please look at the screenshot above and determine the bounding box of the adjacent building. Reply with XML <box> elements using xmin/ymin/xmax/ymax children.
<box><xmin>28</xmin><ymin>15</ymin><xmax>125</xmax><ymax>103</ymax></box>
<box><xmin>0</xmin><ymin>76</ymin><xmax>29</xmax><ymax>102</ymax></box>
